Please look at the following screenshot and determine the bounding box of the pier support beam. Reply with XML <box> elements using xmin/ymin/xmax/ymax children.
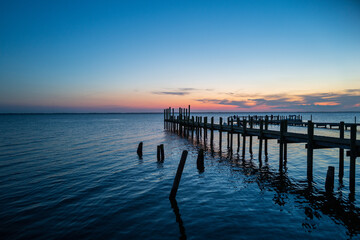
<box><xmin>237</xmin><ymin>117</ymin><xmax>240</xmax><ymax>152</ymax></box>
<box><xmin>264</xmin><ymin>116</ymin><xmax>268</xmax><ymax>158</ymax></box>
<box><xmin>339</xmin><ymin>121</ymin><xmax>344</xmax><ymax>179</ymax></box>
<box><xmin>349</xmin><ymin>124</ymin><xmax>357</xmax><ymax>193</ymax></box>
<box><xmin>210</xmin><ymin>117</ymin><xmax>214</xmax><ymax>150</ymax></box>
<box><xmin>307</xmin><ymin>121</ymin><xmax>314</xmax><ymax>182</ymax></box>
<box><xmin>242</xmin><ymin>119</ymin><xmax>247</xmax><ymax>159</ymax></box>
<box><xmin>249</xmin><ymin>118</ymin><xmax>253</xmax><ymax>155</ymax></box>
<box><xmin>258</xmin><ymin>120</ymin><xmax>263</xmax><ymax>165</ymax></box>
<box><xmin>325</xmin><ymin>166</ymin><xmax>335</xmax><ymax>193</ymax></box>
<box><xmin>219</xmin><ymin>117</ymin><xmax>223</xmax><ymax>152</ymax></box>
<box><xmin>197</xmin><ymin>149</ymin><xmax>205</xmax><ymax>172</ymax></box>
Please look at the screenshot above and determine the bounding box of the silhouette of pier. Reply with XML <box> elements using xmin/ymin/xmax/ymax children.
<box><xmin>163</xmin><ymin>106</ymin><xmax>359</xmax><ymax>194</ymax></box>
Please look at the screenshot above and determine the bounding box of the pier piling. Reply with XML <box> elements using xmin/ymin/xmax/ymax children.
<box><xmin>137</xmin><ymin>142</ymin><xmax>143</xmax><ymax>158</ymax></box>
<box><xmin>169</xmin><ymin>150</ymin><xmax>188</xmax><ymax>199</ymax></box>
<box><xmin>197</xmin><ymin>149</ymin><xmax>205</xmax><ymax>172</ymax></box>
<box><xmin>307</xmin><ymin>121</ymin><xmax>314</xmax><ymax>182</ymax></box>
<box><xmin>325</xmin><ymin>166</ymin><xmax>335</xmax><ymax>192</ymax></box>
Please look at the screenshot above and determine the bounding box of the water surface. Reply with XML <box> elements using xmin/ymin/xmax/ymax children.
<box><xmin>0</xmin><ymin>113</ymin><xmax>359</xmax><ymax>239</ymax></box>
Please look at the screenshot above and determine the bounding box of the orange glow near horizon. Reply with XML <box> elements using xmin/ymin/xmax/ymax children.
<box><xmin>314</xmin><ymin>102</ymin><xmax>340</xmax><ymax>106</ymax></box>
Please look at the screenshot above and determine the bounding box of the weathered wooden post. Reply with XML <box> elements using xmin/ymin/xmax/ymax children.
<box><xmin>307</xmin><ymin>121</ymin><xmax>314</xmax><ymax>181</ymax></box>
<box><xmin>188</xmin><ymin>105</ymin><xmax>191</xmax><ymax>118</ymax></box>
<box><xmin>169</xmin><ymin>150</ymin><xmax>188</xmax><ymax>199</ymax></box>
<box><xmin>230</xmin><ymin>118</ymin><xmax>234</xmax><ymax>151</ymax></box>
<box><xmin>157</xmin><ymin>145</ymin><xmax>161</xmax><ymax>161</ymax></box>
<box><xmin>325</xmin><ymin>166</ymin><xmax>335</xmax><ymax>193</ymax></box>
<box><xmin>186</xmin><ymin>115</ymin><xmax>190</xmax><ymax>138</ymax></box>
<box><xmin>196</xmin><ymin>117</ymin><xmax>199</xmax><ymax>143</ymax></box>
<box><xmin>249</xmin><ymin>117</ymin><xmax>253</xmax><ymax>155</ymax></box>
<box><xmin>349</xmin><ymin>124</ymin><xmax>357</xmax><ymax>193</ymax></box>
<box><xmin>227</xmin><ymin>117</ymin><xmax>230</xmax><ymax>149</ymax></box>
<box><xmin>259</xmin><ymin>120</ymin><xmax>263</xmax><ymax>162</ymax></box>
<box><xmin>284</xmin><ymin>120</ymin><xmax>288</xmax><ymax>161</ymax></box>
<box><xmin>219</xmin><ymin>117</ymin><xmax>223</xmax><ymax>152</ymax></box>
<box><xmin>173</xmin><ymin>108</ymin><xmax>175</xmax><ymax>132</ymax></box>
<box><xmin>210</xmin><ymin>117</ymin><xmax>214</xmax><ymax>149</ymax></box>
<box><xmin>279</xmin><ymin>120</ymin><xmax>285</xmax><ymax>171</ymax></box>
<box><xmin>137</xmin><ymin>142</ymin><xmax>143</xmax><ymax>158</ymax></box>
<box><xmin>265</xmin><ymin>116</ymin><xmax>269</xmax><ymax>157</ymax></box>
<box><xmin>204</xmin><ymin>117</ymin><xmax>207</xmax><ymax>147</ymax></box>
<box><xmin>160</xmin><ymin>144</ymin><xmax>165</xmax><ymax>161</ymax></box>
<box><xmin>197</xmin><ymin>149</ymin><xmax>205</xmax><ymax>172</ymax></box>
<box><xmin>191</xmin><ymin>116</ymin><xmax>195</xmax><ymax>140</ymax></box>
<box><xmin>242</xmin><ymin>119</ymin><xmax>247</xmax><ymax>158</ymax></box>
<box><xmin>164</xmin><ymin>109</ymin><xmax>166</xmax><ymax>129</ymax></box>
<box><xmin>339</xmin><ymin>121</ymin><xmax>344</xmax><ymax>179</ymax></box>
<box><xmin>237</xmin><ymin>117</ymin><xmax>240</xmax><ymax>152</ymax></box>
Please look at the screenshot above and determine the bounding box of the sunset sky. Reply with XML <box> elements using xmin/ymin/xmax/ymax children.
<box><xmin>1</xmin><ymin>0</ymin><xmax>360</xmax><ymax>112</ymax></box>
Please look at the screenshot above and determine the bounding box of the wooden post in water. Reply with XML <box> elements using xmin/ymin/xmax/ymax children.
<box><xmin>186</xmin><ymin>115</ymin><xmax>190</xmax><ymax>138</ymax></box>
<box><xmin>259</xmin><ymin>120</ymin><xmax>263</xmax><ymax>162</ymax></box>
<box><xmin>230</xmin><ymin>119</ymin><xmax>234</xmax><ymax>152</ymax></box>
<box><xmin>204</xmin><ymin>117</ymin><xmax>207</xmax><ymax>147</ymax></box>
<box><xmin>227</xmin><ymin>117</ymin><xmax>230</xmax><ymax>149</ymax></box>
<box><xmin>160</xmin><ymin>144</ymin><xmax>165</xmax><ymax>161</ymax></box>
<box><xmin>339</xmin><ymin>121</ymin><xmax>344</xmax><ymax>179</ymax></box>
<box><xmin>157</xmin><ymin>145</ymin><xmax>161</xmax><ymax>161</ymax></box>
<box><xmin>188</xmin><ymin>105</ymin><xmax>191</xmax><ymax>118</ymax></box>
<box><xmin>249</xmin><ymin>117</ymin><xmax>253</xmax><ymax>155</ymax></box>
<box><xmin>197</xmin><ymin>149</ymin><xmax>204</xmax><ymax>172</ymax></box>
<box><xmin>242</xmin><ymin>119</ymin><xmax>247</xmax><ymax>158</ymax></box>
<box><xmin>219</xmin><ymin>117</ymin><xmax>223</xmax><ymax>152</ymax></box>
<box><xmin>210</xmin><ymin>117</ymin><xmax>214</xmax><ymax>149</ymax></box>
<box><xmin>325</xmin><ymin>166</ymin><xmax>335</xmax><ymax>193</ymax></box>
<box><xmin>284</xmin><ymin>120</ymin><xmax>288</xmax><ymax>161</ymax></box>
<box><xmin>169</xmin><ymin>150</ymin><xmax>188</xmax><ymax>199</ymax></box>
<box><xmin>164</xmin><ymin>109</ymin><xmax>166</xmax><ymax>129</ymax></box>
<box><xmin>191</xmin><ymin>116</ymin><xmax>194</xmax><ymax>141</ymax></box>
<box><xmin>307</xmin><ymin>121</ymin><xmax>314</xmax><ymax>182</ymax></box>
<box><xmin>196</xmin><ymin>117</ymin><xmax>200</xmax><ymax>143</ymax></box>
<box><xmin>350</xmin><ymin>124</ymin><xmax>357</xmax><ymax>193</ymax></box>
<box><xmin>137</xmin><ymin>142</ymin><xmax>143</xmax><ymax>158</ymax></box>
<box><xmin>237</xmin><ymin>117</ymin><xmax>240</xmax><ymax>152</ymax></box>
<box><xmin>265</xmin><ymin>116</ymin><xmax>268</xmax><ymax>157</ymax></box>
<box><xmin>279</xmin><ymin>120</ymin><xmax>285</xmax><ymax>171</ymax></box>
<box><xmin>172</xmin><ymin>108</ymin><xmax>175</xmax><ymax>132</ymax></box>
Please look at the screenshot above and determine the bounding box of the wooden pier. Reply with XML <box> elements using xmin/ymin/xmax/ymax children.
<box><xmin>163</xmin><ymin>106</ymin><xmax>359</xmax><ymax>194</ymax></box>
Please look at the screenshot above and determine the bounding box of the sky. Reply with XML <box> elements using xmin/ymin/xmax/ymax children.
<box><xmin>0</xmin><ymin>0</ymin><xmax>360</xmax><ymax>113</ymax></box>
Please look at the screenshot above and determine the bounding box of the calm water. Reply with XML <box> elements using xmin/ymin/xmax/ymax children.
<box><xmin>0</xmin><ymin>112</ymin><xmax>360</xmax><ymax>239</ymax></box>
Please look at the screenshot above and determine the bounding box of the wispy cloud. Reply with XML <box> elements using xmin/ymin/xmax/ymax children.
<box><xmin>152</xmin><ymin>91</ymin><xmax>190</xmax><ymax>96</ymax></box>
<box><xmin>152</xmin><ymin>88</ymin><xmax>213</xmax><ymax>96</ymax></box>
<box><xmin>196</xmin><ymin>89</ymin><xmax>360</xmax><ymax>111</ymax></box>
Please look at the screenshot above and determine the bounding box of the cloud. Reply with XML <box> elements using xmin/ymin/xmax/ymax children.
<box><xmin>152</xmin><ymin>88</ymin><xmax>214</xmax><ymax>96</ymax></box>
<box><xmin>152</xmin><ymin>91</ymin><xmax>190</xmax><ymax>96</ymax></box>
<box><xmin>196</xmin><ymin>88</ymin><xmax>360</xmax><ymax>111</ymax></box>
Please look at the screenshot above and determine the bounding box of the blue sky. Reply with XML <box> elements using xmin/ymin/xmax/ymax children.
<box><xmin>1</xmin><ymin>0</ymin><xmax>360</xmax><ymax>112</ymax></box>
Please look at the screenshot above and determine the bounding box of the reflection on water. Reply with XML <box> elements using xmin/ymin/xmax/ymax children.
<box><xmin>170</xmin><ymin>198</ymin><xmax>187</xmax><ymax>240</ymax></box>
